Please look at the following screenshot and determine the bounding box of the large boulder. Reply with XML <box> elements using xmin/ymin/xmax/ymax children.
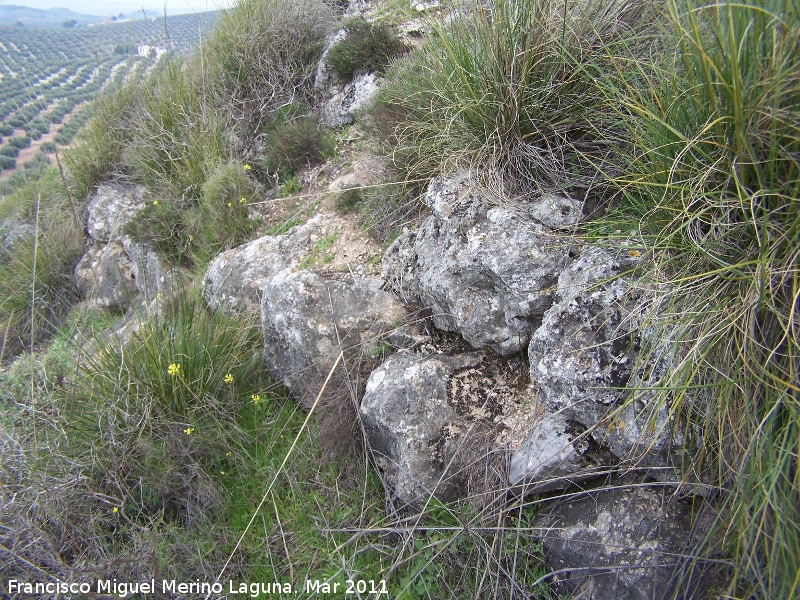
<box><xmin>535</xmin><ymin>485</ymin><xmax>701</xmax><ymax>600</ymax></box>
<box><xmin>360</xmin><ymin>350</ymin><xmax>527</xmax><ymax>505</ymax></box>
<box><xmin>260</xmin><ymin>270</ymin><xmax>411</xmax><ymax>404</ymax></box>
<box><xmin>203</xmin><ymin>215</ymin><xmax>332</xmax><ymax>315</ymax></box>
<box><xmin>382</xmin><ymin>171</ymin><xmax>573</xmax><ymax>356</ymax></box>
<box><xmin>528</xmin><ymin>245</ymin><xmax>679</xmax><ymax>471</ymax></box>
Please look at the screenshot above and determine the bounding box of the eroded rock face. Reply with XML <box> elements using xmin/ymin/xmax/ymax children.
<box><xmin>360</xmin><ymin>351</ymin><xmax>524</xmax><ymax>505</ymax></box>
<box><xmin>315</xmin><ymin>30</ymin><xmax>381</xmax><ymax>127</ymax></box>
<box><xmin>528</xmin><ymin>245</ymin><xmax>677</xmax><ymax>469</ymax></box>
<box><xmin>509</xmin><ymin>412</ymin><xmax>598</xmax><ymax>493</ymax></box>
<box><xmin>383</xmin><ymin>171</ymin><xmax>573</xmax><ymax>356</ymax></box>
<box><xmin>76</xmin><ymin>183</ymin><xmax>173</xmax><ymax>307</ymax></box>
<box><xmin>260</xmin><ymin>270</ymin><xmax>410</xmax><ymax>404</ymax></box>
<box><xmin>203</xmin><ymin>215</ymin><xmax>331</xmax><ymax>315</ymax></box>
<box><xmin>321</xmin><ymin>72</ymin><xmax>380</xmax><ymax>127</ymax></box>
<box><xmin>120</xmin><ymin>236</ymin><xmax>175</xmax><ymax>301</ymax></box>
<box><xmin>86</xmin><ymin>184</ymin><xmax>149</xmax><ymax>243</ymax></box>
<box><xmin>535</xmin><ymin>485</ymin><xmax>698</xmax><ymax>600</ymax></box>
<box><xmin>74</xmin><ymin>242</ymin><xmax>138</xmax><ymax>310</ymax></box>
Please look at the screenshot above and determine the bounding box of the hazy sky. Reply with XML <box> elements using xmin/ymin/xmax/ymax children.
<box><xmin>0</xmin><ymin>0</ymin><xmax>236</xmax><ymax>16</ymax></box>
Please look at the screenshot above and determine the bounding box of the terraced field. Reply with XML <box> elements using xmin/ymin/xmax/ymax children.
<box><xmin>0</xmin><ymin>11</ymin><xmax>219</xmax><ymax>183</ymax></box>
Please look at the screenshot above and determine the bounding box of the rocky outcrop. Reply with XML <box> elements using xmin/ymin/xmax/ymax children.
<box><xmin>74</xmin><ymin>242</ymin><xmax>138</xmax><ymax>310</ymax></box>
<box><xmin>528</xmin><ymin>245</ymin><xmax>678</xmax><ymax>470</ymax></box>
<box><xmin>535</xmin><ymin>485</ymin><xmax>700</xmax><ymax>600</ymax></box>
<box><xmin>260</xmin><ymin>270</ymin><xmax>411</xmax><ymax>404</ymax></box>
<box><xmin>360</xmin><ymin>350</ymin><xmax>527</xmax><ymax>505</ymax></box>
<box><xmin>75</xmin><ymin>183</ymin><xmax>174</xmax><ymax>308</ymax></box>
<box><xmin>85</xmin><ymin>183</ymin><xmax>149</xmax><ymax>243</ymax></box>
<box><xmin>203</xmin><ymin>215</ymin><xmax>333</xmax><ymax>314</ymax></box>
<box><xmin>315</xmin><ymin>30</ymin><xmax>381</xmax><ymax>127</ymax></box>
<box><xmin>382</xmin><ymin>171</ymin><xmax>574</xmax><ymax>356</ymax></box>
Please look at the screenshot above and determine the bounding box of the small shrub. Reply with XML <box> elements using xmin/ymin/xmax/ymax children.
<box><xmin>326</xmin><ymin>18</ymin><xmax>407</xmax><ymax>81</ymax></box>
<box><xmin>1</xmin><ymin>146</ymin><xmax>20</xmax><ymax>158</ymax></box>
<box><xmin>63</xmin><ymin>83</ymin><xmax>138</xmax><ymax>200</ymax></box>
<box><xmin>7</xmin><ymin>136</ymin><xmax>31</xmax><ymax>149</ymax></box>
<box><xmin>0</xmin><ymin>169</ymin><xmax>84</xmax><ymax>356</ymax></box>
<box><xmin>372</xmin><ymin>0</ymin><xmax>644</xmax><ymax>194</ymax></box>
<box><xmin>123</xmin><ymin>58</ymin><xmax>226</xmax><ymax>198</ymax></box>
<box><xmin>334</xmin><ymin>186</ymin><xmax>363</xmax><ymax>213</ymax></box>
<box><xmin>0</xmin><ymin>123</ymin><xmax>13</xmax><ymax>136</ymax></box>
<box><xmin>0</xmin><ymin>155</ymin><xmax>16</xmax><ymax>170</ymax></box>
<box><xmin>260</xmin><ymin>115</ymin><xmax>328</xmax><ymax>177</ymax></box>
<box><xmin>123</xmin><ymin>198</ymin><xmax>189</xmax><ymax>265</ymax></box>
<box><xmin>72</xmin><ymin>288</ymin><xmax>265</xmax><ymax>526</ymax></box>
<box><xmin>195</xmin><ymin>160</ymin><xmax>260</xmax><ymax>262</ymax></box>
<box><xmin>204</xmin><ymin>0</ymin><xmax>333</xmax><ymax>137</ymax></box>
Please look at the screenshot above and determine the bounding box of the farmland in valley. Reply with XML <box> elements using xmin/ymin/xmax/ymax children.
<box><xmin>0</xmin><ymin>11</ymin><xmax>219</xmax><ymax>186</ymax></box>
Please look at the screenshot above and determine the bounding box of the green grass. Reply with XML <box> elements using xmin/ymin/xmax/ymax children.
<box><xmin>372</xmin><ymin>0</ymin><xmax>644</xmax><ymax>196</ymax></box>
<box><xmin>123</xmin><ymin>57</ymin><xmax>227</xmax><ymax>198</ymax></box>
<box><xmin>589</xmin><ymin>0</ymin><xmax>800</xmax><ymax>596</ymax></box>
<box><xmin>0</xmin><ymin>167</ymin><xmax>84</xmax><ymax>358</ymax></box>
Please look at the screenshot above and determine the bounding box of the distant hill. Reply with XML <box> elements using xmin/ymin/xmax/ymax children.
<box><xmin>0</xmin><ymin>5</ymin><xmax>136</xmax><ymax>27</ymax></box>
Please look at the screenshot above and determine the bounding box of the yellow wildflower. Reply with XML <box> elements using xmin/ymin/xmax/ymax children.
<box><xmin>227</xmin><ymin>202</ymin><xmax>233</xmax><ymax>208</ymax></box>
<box><xmin>168</xmin><ymin>363</ymin><xmax>181</xmax><ymax>376</ymax></box>
<box><xmin>251</xmin><ymin>394</ymin><xmax>261</xmax><ymax>404</ymax></box>
<box><xmin>188</xmin><ymin>234</ymin><xmax>193</xmax><ymax>241</ymax></box>
<box><xmin>112</xmin><ymin>507</ymin><xmax>118</xmax><ymax>513</ymax></box>
<box><xmin>627</xmin><ymin>249</ymin><xmax>641</xmax><ymax>258</ymax></box>
<box><xmin>224</xmin><ymin>373</ymin><xmax>234</xmax><ymax>384</ymax></box>
<box><xmin>220</xmin><ymin>471</ymin><xmax>226</xmax><ymax>475</ymax></box>
<box><xmin>225</xmin><ymin>451</ymin><xmax>232</xmax><ymax>457</ymax></box>
<box><xmin>184</xmin><ymin>427</ymin><xmax>194</xmax><ymax>435</ymax></box>
<box><xmin>243</xmin><ymin>164</ymin><xmax>251</xmax><ymax>170</ymax></box>
<box><xmin>153</xmin><ymin>200</ymin><xmax>159</xmax><ymax>206</ymax></box>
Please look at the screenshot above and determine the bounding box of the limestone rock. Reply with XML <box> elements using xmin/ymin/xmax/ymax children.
<box><xmin>74</xmin><ymin>242</ymin><xmax>138</xmax><ymax>310</ymax></box>
<box><xmin>360</xmin><ymin>350</ymin><xmax>528</xmax><ymax>505</ymax></box>
<box><xmin>527</xmin><ymin>192</ymin><xmax>583</xmax><ymax>230</ymax></box>
<box><xmin>321</xmin><ymin>72</ymin><xmax>380</xmax><ymax>128</ymax></box>
<box><xmin>509</xmin><ymin>412</ymin><xmax>598</xmax><ymax>493</ymax></box>
<box><xmin>315</xmin><ymin>29</ymin><xmax>382</xmax><ymax>127</ymax></box>
<box><xmin>86</xmin><ymin>184</ymin><xmax>149</xmax><ymax>243</ymax></box>
<box><xmin>535</xmin><ymin>485</ymin><xmax>699</xmax><ymax>600</ymax></box>
<box><xmin>383</xmin><ymin>171</ymin><xmax>571</xmax><ymax>355</ymax></box>
<box><xmin>360</xmin><ymin>352</ymin><xmax>490</xmax><ymax>504</ymax></box>
<box><xmin>260</xmin><ymin>270</ymin><xmax>409</xmax><ymax>403</ymax></box>
<box><xmin>528</xmin><ymin>245</ymin><xmax>677</xmax><ymax>469</ymax></box>
<box><xmin>203</xmin><ymin>215</ymin><xmax>330</xmax><ymax>315</ymax></box>
<box><xmin>121</xmin><ymin>235</ymin><xmax>175</xmax><ymax>300</ymax></box>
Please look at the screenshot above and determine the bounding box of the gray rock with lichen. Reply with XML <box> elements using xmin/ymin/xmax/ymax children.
<box><xmin>535</xmin><ymin>485</ymin><xmax>701</xmax><ymax>600</ymax></box>
<box><xmin>260</xmin><ymin>269</ymin><xmax>410</xmax><ymax>404</ymax></box>
<box><xmin>383</xmin><ymin>171</ymin><xmax>572</xmax><ymax>356</ymax></box>
<box><xmin>203</xmin><ymin>215</ymin><xmax>330</xmax><ymax>315</ymax></box>
<box><xmin>86</xmin><ymin>183</ymin><xmax>149</xmax><ymax>243</ymax></box>
<box><xmin>528</xmin><ymin>245</ymin><xmax>678</xmax><ymax>470</ymax></box>
<box><xmin>74</xmin><ymin>241</ymin><xmax>138</xmax><ymax>310</ymax></box>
